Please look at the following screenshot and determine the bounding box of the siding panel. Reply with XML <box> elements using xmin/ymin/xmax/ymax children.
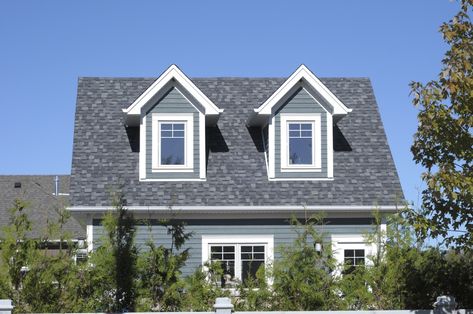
<box><xmin>93</xmin><ymin>219</ymin><xmax>375</xmax><ymax>277</ymax></box>
<box><xmin>145</xmin><ymin>87</ymin><xmax>200</xmax><ymax>179</ymax></box>
<box><xmin>274</xmin><ymin>87</ymin><xmax>329</xmax><ymax>178</ymax></box>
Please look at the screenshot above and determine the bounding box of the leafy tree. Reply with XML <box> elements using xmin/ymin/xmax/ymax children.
<box><xmin>270</xmin><ymin>216</ymin><xmax>339</xmax><ymax>310</ymax></box>
<box><xmin>181</xmin><ymin>262</ymin><xmax>230</xmax><ymax>311</ymax></box>
<box><xmin>20</xmin><ymin>202</ymin><xmax>82</xmax><ymax>313</ymax></box>
<box><xmin>136</xmin><ymin>218</ymin><xmax>192</xmax><ymax>311</ymax></box>
<box><xmin>234</xmin><ymin>264</ymin><xmax>273</xmax><ymax>311</ymax></box>
<box><xmin>88</xmin><ymin>190</ymin><xmax>137</xmax><ymax>312</ymax></box>
<box><xmin>409</xmin><ymin>0</ymin><xmax>473</xmax><ymax>248</ymax></box>
<box><xmin>338</xmin><ymin>211</ymin><xmax>419</xmax><ymax>310</ymax></box>
<box><xmin>0</xmin><ymin>199</ymin><xmax>37</xmax><ymax>312</ymax></box>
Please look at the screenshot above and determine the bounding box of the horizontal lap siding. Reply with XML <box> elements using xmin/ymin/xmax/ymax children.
<box><xmin>145</xmin><ymin>87</ymin><xmax>200</xmax><ymax>179</ymax></box>
<box><xmin>93</xmin><ymin>220</ymin><xmax>374</xmax><ymax>277</ymax></box>
<box><xmin>275</xmin><ymin>87</ymin><xmax>328</xmax><ymax>178</ymax></box>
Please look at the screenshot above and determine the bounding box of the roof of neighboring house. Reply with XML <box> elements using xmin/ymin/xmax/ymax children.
<box><xmin>71</xmin><ymin>77</ymin><xmax>404</xmax><ymax>208</ymax></box>
<box><xmin>0</xmin><ymin>175</ymin><xmax>85</xmax><ymax>239</ymax></box>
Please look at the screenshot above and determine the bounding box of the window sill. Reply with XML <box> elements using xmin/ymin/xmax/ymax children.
<box><xmin>280</xmin><ymin>167</ymin><xmax>322</xmax><ymax>173</ymax></box>
<box><xmin>151</xmin><ymin>167</ymin><xmax>194</xmax><ymax>173</ymax></box>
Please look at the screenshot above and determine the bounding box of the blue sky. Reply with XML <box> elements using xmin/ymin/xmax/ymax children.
<box><xmin>0</xmin><ymin>1</ymin><xmax>459</xmax><ymax>207</ymax></box>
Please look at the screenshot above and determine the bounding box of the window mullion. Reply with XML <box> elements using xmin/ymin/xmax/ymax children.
<box><xmin>235</xmin><ymin>244</ymin><xmax>242</xmax><ymax>281</ymax></box>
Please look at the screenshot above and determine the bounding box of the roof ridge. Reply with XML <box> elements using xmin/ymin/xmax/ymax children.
<box><xmin>77</xmin><ymin>76</ymin><xmax>371</xmax><ymax>80</ymax></box>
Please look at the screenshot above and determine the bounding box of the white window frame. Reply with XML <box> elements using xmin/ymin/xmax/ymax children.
<box><xmin>280</xmin><ymin>113</ymin><xmax>322</xmax><ymax>172</ymax></box>
<box><xmin>202</xmin><ymin>235</ymin><xmax>274</xmax><ymax>283</ymax></box>
<box><xmin>151</xmin><ymin>113</ymin><xmax>193</xmax><ymax>172</ymax></box>
<box><xmin>331</xmin><ymin>234</ymin><xmax>376</xmax><ymax>276</ymax></box>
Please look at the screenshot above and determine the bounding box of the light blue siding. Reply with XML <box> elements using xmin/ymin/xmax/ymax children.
<box><xmin>93</xmin><ymin>218</ymin><xmax>374</xmax><ymax>277</ymax></box>
<box><xmin>145</xmin><ymin>87</ymin><xmax>200</xmax><ymax>179</ymax></box>
<box><xmin>274</xmin><ymin>87</ymin><xmax>328</xmax><ymax>178</ymax></box>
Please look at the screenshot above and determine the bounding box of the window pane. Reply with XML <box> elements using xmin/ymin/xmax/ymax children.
<box><xmin>160</xmin><ymin>130</ymin><xmax>172</xmax><ymax>138</ymax></box>
<box><xmin>289</xmin><ymin>124</ymin><xmax>300</xmax><ymax>130</ymax></box>
<box><xmin>161</xmin><ymin>138</ymin><xmax>184</xmax><ymax>165</ymax></box>
<box><xmin>355</xmin><ymin>250</ymin><xmax>365</xmax><ymax>257</ymax></box>
<box><xmin>242</xmin><ymin>260</ymin><xmax>264</xmax><ymax>284</ymax></box>
<box><xmin>253</xmin><ymin>246</ymin><xmax>264</xmax><ymax>252</ymax></box>
<box><xmin>224</xmin><ymin>246</ymin><xmax>235</xmax><ymax>253</ymax></box>
<box><xmin>344</xmin><ymin>250</ymin><xmax>354</xmax><ymax>258</ymax></box>
<box><xmin>289</xmin><ymin>138</ymin><xmax>312</xmax><ymax>164</ymax></box>
<box><xmin>211</xmin><ymin>246</ymin><xmax>222</xmax><ymax>253</ymax></box>
<box><xmin>173</xmin><ymin>123</ymin><xmax>185</xmax><ymax>131</ymax></box>
<box><xmin>254</xmin><ymin>253</ymin><xmax>265</xmax><ymax>259</ymax></box>
<box><xmin>174</xmin><ymin>130</ymin><xmax>184</xmax><ymax>138</ymax></box>
<box><xmin>289</xmin><ymin>130</ymin><xmax>300</xmax><ymax>137</ymax></box>
<box><xmin>301</xmin><ymin>123</ymin><xmax>312</xmax><ymax>130</ymax></box>
<box><xmin>223</xmin><ymin>253</ymin><xmax>235</xmax><ymax>259</ymax></box>
<box><xmin>241</xmin><ymin>246</ymin><xmax>252</xmax><ymax>253</ymax></box>
<box><xmin>301</xmin><ymin>130</ymin><xmax>312</xmax><ymax>137</ymax></box>
<box><xmin>241</xmin><ymin>253</ymin><xmax>251</xmax><ymax>259</ymax></box>
<box><xmin>211</xmin><ymin>253</ymin><xmax>222</xmax><ymax>260</ymax></box>
<box><xmin>161</xmin><ymin>123</ymin><xmax>172</xmax><ymax>130</ymax></box>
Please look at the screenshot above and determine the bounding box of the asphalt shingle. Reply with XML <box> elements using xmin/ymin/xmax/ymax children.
<box><xmin>0</xmin><ymin>175</ymin><xmax>85</xmax><ymax>238</ymax></box>
<box><xmin>70</xmin><ymin>77</ymin><xmax>404</xmax><ymax>207</ymax></box>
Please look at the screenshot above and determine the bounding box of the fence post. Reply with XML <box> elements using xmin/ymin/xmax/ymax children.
<box><xmin>214</xmin><ymin>297</ymin><xmax>233</xmax><ymax>314</ymax></box>
<box><xmin>0</xmin><ymin>300</ymin><xmax>13</xmax><ymax>314</ymax></box>
<box><xmin>434</xmin><ymin>295</ymin><xmax>456</xmax><ymax>314</ymax></box>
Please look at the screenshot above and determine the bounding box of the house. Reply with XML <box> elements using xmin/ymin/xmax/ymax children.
<box><xmin>68</xmin><ymin>64</ymin><xmax>403</xmax><ymax>284</ymax></box>
<box><xmin>0</xmin><ymin>175</ymin><xmax>85</xmax><ymax>245</ymax></box>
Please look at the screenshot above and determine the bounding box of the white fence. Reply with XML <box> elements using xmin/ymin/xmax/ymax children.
<box><xmin>0</xmin><ymin>296</ymin><xmax>470</xmax><ymax>314</ymax></box>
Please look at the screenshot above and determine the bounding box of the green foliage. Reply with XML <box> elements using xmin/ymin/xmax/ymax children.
<box><xmin>87</xmin><ymin>190</ymin><xmax>137</xmax><ymax>312</ymax></box>
<box><xmin>136</xmin><ymin>219</ymin><xmax>191</xmax><ymax>311</ymax></box>
<box><xmin>409</xmin><ymin>0</ymin><xmax>473</xmax><ymax>248</ymax></box>
<box><xmin>234</xmin><ymin>265</ymin><xmax>272</xmax><ymax>311</ymax></box>
<box><xmin>181</xmin><ymin>263</ymin><xmax>230</xmax><ymax>311</ymax></box>
<box><xmin>270</xmin><ymin>216</ymin><xmax>339</xmax><ymax>310</ymax></box>
<box><xmin>0</xmin><ymin>199</ymin><xmax>36</xmax><ymax>312</ymax></box>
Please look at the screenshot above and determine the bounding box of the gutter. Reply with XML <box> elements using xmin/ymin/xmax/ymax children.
<box><xmin>67</xmin><ymin>205</ymin><xmax>401</xmax><ymax>214</ymax></box>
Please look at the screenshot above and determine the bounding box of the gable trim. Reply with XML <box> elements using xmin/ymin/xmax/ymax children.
<box><xmin>254</xmin><ymin>65</ymin><xmax>352</xmax><ymax>116</ymax></box>
<box><xmin>123</xmin><ymin>64</ymin><xmax>223</xmax><ymax>125</ymax></box>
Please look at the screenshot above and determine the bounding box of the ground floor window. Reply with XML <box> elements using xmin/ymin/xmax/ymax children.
<box><xmin>331</xmin><ymin>234</ymin><xmax>374</xmax><ymax>276</ymax></box>
<box><xmin>202</xmin><ymin>235</ymin><xmax>273</xmax><ymax>287</ymax></box>
<box><xmin>343</xmin><ymin>249</ymin><xmax>365</xmax><ymax>273</ymax></box>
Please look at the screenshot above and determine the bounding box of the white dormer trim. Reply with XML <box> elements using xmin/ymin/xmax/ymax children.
<box><xmin>123</xmin><ymin>64</ymin><xmax>223</xmax><ymax>126</ymax></box>
<box><xmin>254</xmin><ymin>64</ymin><xmax>352</xmax><ymax>117</ymax></box>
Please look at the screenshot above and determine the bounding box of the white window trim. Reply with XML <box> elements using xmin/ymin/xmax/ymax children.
<box><xmin>151</xmin><ymin>113</ymin><xmax>194</xmax><ymax>172</ymax></box>
<box><xmin>331</xmin><ymin>234</ymin><xmax>377</xmax><ymax>276</ymax></box>
<box><xmin>202</xmin><ymin>235</ymin><xmax>274</xmax><ymax>282</ymax></box>
<box><xmin>280</xmin><ymin>113</ymin><xmax>322</xmax><ymax>172</ymax></box>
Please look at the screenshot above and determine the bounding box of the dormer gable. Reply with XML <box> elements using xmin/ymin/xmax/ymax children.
<box><xmin>122</xmin><ymin>65</ymin><xmax>223</xmax><ymax>181</ymax></box>
<box><xmin>123</xmin><ymin>64</ymin><xmax>223</xmax><ymax>126</ymax></box>
<box><xmin>249</xmin><ymin>65</ymin><xmax>352</xmax><ymax>181</ymax></box>
<box><xmin>249</xmin><ymin>64</ymin><xmax>351</xmax><ymax>125</ymax></box>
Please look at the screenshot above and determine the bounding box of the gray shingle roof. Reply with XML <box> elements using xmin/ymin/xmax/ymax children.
<box><xmin>0</xmin><ymin>175</ymin><xmax>85</xmax><ymax>238</ymax></box>
<box><xmin>71</xmin><ymin>77</ymin><xmax>404</xmax><ymax>207</ymax></box>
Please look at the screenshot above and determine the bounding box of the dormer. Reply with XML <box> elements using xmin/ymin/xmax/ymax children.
<box><xmin>248</xmin><ymin>65</ymin><xmax>352</xmax><ymax>180</ymax></box>
<box><xmin>123</xmin><ymin>65</ymin><xmax>223</xmax><ymax>181</ymax></box>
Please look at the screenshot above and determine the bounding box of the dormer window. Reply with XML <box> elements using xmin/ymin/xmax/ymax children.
<box><xmin>289</xmin><ymin>123</ymin><xmax>312</xmax><ymax>164</ymax></box>
<box><xmin>122</xmin><ymin>65</ymin><xmax>223</xmax><ymax>181</ymax></box>
<box><xmin>160</xmin><ymin>123</ymin><xmax>185</xmax><ymax>165</ymax></box>
<box><xmin>151</xmin><ymin>113</ymin><xmax>194</xmax><ymax>172</ymax></box>
<box><xmin>280</xmin><ymin>114</ymin><xmax>322</xmax><ymax>172</ymax></box>
<box><xmin>248</xmin><ymin>65</ymin><xmax>352</xmax><ymax>181</ymax></box>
